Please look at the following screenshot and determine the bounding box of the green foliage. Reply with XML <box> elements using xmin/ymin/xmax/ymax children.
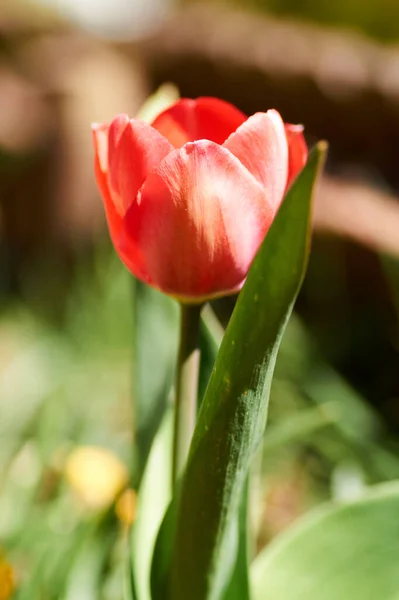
<box><xmin>251</xmin><ymin>481</ymin><xmax>399</xmax><ymax>599</ymax></box>
<box><xmin>131</xmin><ymin>282</ymin><xmax>178</xmax><ymax>483</ymax></box>
<box><xmin>151</xmin><ymin>144</ymin><xmax>326</xmax><ymax>600</ymax></box>
<box><xmin>131</xmin><ymin>410</ymin><xmax>173</xmax><ymax>600</ymax></box>
<box><xmin>3</xmin><ymin>140</ymin><xmax>399</xmax><ymax>600</ymax></box>
<box><xmin>220</xmin><ymin>480</ymin><xmax>250</xmax><ymax>600</ymax></box>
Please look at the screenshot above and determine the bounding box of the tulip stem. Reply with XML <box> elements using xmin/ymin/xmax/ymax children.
<box><xmin>172</xmin><ymin>303</ymin><xmax>202</xmax><ymax>490</ymax></box>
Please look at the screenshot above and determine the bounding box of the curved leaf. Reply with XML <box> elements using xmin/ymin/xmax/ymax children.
<box><xmin>132</xmin><ymin>309</ymin><xmax>222</xmax><ymax>600</ymax></box>
<box><xmin>251</xmin><ymin>481</ymin><xmax>399</xmax><ymax>600</ymax></box>
<box><xmin>220</xmin><ymin>479</ymin><xmax>250</xmax><ymax>600</ymax></box>
<box><xmin>131</xmin><ymin>410</ymin><xmax>173</xmax><ymax>600</ymax></box>
<box><xmin>151</xmin><ymin>143</ymin><xmax>327</xmax><ymax>600</ymax></box>
<box><xmin>132</xmin><ymin>282</ymin><xmax>178</xmax><ymax>483</ymax></box>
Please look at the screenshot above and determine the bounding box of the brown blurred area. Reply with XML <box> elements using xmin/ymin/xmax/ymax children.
<box><xmin>1</xmin><ymin>1</ymin><xmax>399</xmax><ymax>421</ymax></box>
<box><xmin>0</xmin><ymin>0</ymin><xmax>149</xmax><ymax>301</ymax></box>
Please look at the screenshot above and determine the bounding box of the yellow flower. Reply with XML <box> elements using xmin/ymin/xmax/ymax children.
<box><xmin>115</xmin><ymin>488</ymin><xmax>138</xmax><ymax>527</ymax></box>
<box><xmin>65</xmin><ymin>446</ymin><xmax>128</xmax><ymax>510</ymax></box>
<box><xmin>0</xmin><ymin>556</ymin><xmax>14</xmax><ymax>600</ymax></box>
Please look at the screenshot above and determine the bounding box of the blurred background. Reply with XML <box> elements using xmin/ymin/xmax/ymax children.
<box><xmin>1</xmin><ymin>0</ymin><xmax>399</xmax><ymax>597</ymax></box>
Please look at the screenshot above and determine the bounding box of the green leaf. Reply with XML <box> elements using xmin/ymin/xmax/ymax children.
<box><xmin>151</xmin><ymin>143</ymin><xmax>326</xmax><ymax>600</ymax></box>
<box><xmin>150</xmin><ymin>484</ymin><xmax>180</xmax><ymax>600</ymax></box>
<box><xmin>132</xmin><ymin>282</ymin><xmax>178</xmax><ymax>483</ymax></box>
<box><xmin>131</xmin><ymin>307</ymin><xmax>222</xmax><ymax>600</ymax></box>
<box><xmin>148</xmin><ymin>309</ymin><xmax>223</xmax><ymax>600</ymax></box>
<box><xmin>221</xmin><ymin>479</ymin><xmax>250</xmax><ymax>600</ymax></box>
<box><xmin>251</xmin><ymin>481</ymin><xmax>399</xmax><ymax>600</ymax></box>
<box><xmin>131</xmin><ymin>409</ymin><xmax>173</xmax><ymax>600</ymax></box>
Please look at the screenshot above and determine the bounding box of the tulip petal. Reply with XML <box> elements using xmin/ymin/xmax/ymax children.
<box><xmin>285</xmin><ymin>124</ymin><xmax>308</xmax><ymax>188</ymax></box>
<box><xmin>108</xmin><ymin>117</ymin><xmax>173</xmax><ymax>216</ymax></box>
<box><xmin>223</xmin><ymin>110</ymin><xmax>289</xmax><ymax>211</ymax></box>
<box><xmin>121</xmin><ymin>140</ymin><xmax>274</xmax><ymax>300</ymax></box>
<box><xmin>92</xmin><ymin>122</ymin><xmax>123</xmax><ymax>242</ymax></box>
<box><xmin>106</xmin><ymin>114</ymin><xmax>130</xmax><ymax>207</ymax></box>
<box><xmin>151</xmin><ymin>97</ymin><xmax>247</xmax><ymax>148</ymax></box>
<box><xmin>92</xmin><ymin>122</ymin><xmax>150</xmax><ymax>282</ymax></box>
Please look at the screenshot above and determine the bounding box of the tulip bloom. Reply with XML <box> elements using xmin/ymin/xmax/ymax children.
<box><xmin>92</xmin><ymin>97</ymin><xmax>307</xmax><ymax>302</ymax></box>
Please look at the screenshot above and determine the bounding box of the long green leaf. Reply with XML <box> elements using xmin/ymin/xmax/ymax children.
<box><xmin>251</xmin><ymin>481</ymin><xmax>399</xmax><ymax>600</ymax></box>
<box><xmin>151</xmin><ymin>143</ymin><xmax>326</xmax><ymax>600</ymax></box>
<box><xmin>132</xmin><ymin>282</ymin><xmax>178</xmax><ymax>483</ymax></box>
<box><xmin>131</xmin><ymin>410</ymin><xmax>173</xmax><ymax>600</ymax></box>
<box><xmin>220</xmin><ymin>479</ymin><xmax>250</xmax><ymax>600</ymax></box>
<box><xmin>131</xmin><ymin>310</ymin><xmax>221</xmax><ymax>600</ymax></box>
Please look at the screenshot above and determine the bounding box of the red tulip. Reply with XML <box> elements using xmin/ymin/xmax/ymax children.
<box><xmin>92</xmin><ymin>97</ymin><xmax>307</xmax><ymax>302</ymax></box>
